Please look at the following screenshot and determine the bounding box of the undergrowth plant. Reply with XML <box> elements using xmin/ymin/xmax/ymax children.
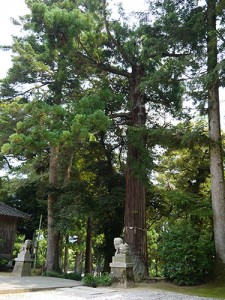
<box><xmin>42</xmin><ymin>271</ymin><xmax>82</xmax><ymax>281</ymax></box>
<box><xmin>82</xmin><ymin>273</ymin><xmax>112</xmax><ymax>287</ymax></box>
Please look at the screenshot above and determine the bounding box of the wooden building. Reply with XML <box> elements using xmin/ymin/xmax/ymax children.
<box><xmin>0</xmin><ymin>202</ymin><xmax>30</xmax><ymax>260</ymax></box>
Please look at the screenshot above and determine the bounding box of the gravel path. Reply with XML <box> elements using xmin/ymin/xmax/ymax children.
<box><xmin>0</xmin><ymin>288</ymin><xmax>219</xmax><ymax>300</ymax></box>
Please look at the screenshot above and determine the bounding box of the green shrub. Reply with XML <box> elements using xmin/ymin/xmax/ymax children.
<box><xmin>82</xmin><ymin>273</ymin><xmax>112</xmax><ymax>287</ymax></box>
<box><xmin>42</xmin><ymin>271</ymin><xmax>82</xmax><ymax>281</ymax></box>
<box><xmin>63</xmin><ymin>272</ymin><xmax>82</xmax><ymax>281</ymax></box>
<box><xmin>159</xmin><ymin>220</ymin><xmax>214</xmax><ymax>285</ymax></box>
<box><xmin>0</xmin><ymin>258</ymin><xmax>8</xmax><ymax>271</ymax></box>
<box><xmin>42</xmin><ymin>271</ymin><xmax>62</xmax><ymax>278</ymax></box>
<box><xmin>95</xmin><ymin>273</ymin><xmax>112</xmax><ymax>286</ymax></box>
<box><xmin>82</xmin><ymin>274</ymin><xmax>98</xmax><ymax>287</ymax></box>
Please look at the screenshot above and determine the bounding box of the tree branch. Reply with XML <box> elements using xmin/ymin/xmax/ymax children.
<box><xmin>161</xmin><ymin>51</ymin><xmax>191</xmax><ymax>58</ymax></box>
<box><xmin>102</xmin><ymin>0</ymin><xmax>135</xmax><ymax>67</ymax></box>
<box><xmin>109</xmin><ymin>112</ymin><xmax>130</xmax><ymax>119</ymax></box>
<box><xmin>2</xmin><ymin>155</ymin><xmax>12</xmax><ymax>170</ymax></box>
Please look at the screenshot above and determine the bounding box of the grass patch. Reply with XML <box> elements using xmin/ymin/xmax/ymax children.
<box><xmin>140</xmin><ymin>279</ymin><xmax>225</xmax><ymax>299</ymax></box>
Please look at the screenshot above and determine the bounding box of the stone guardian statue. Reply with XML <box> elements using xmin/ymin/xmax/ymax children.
<box><xmin>110</xmin><ymin>237</ymin><xmax>134</xmax><ymax>287</ymax></box>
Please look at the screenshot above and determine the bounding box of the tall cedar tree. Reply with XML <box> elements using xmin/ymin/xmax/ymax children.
<box><xmin>22</xmin><ymin>0</ymin><xmax>186</xmax><ymax>277</ymax></box>
<box><xmin>82</xmin><ymin>0</ymin><xmax>185</xmax><ymax>277</ymax></box>
<box><xmin>153</xmin><ymin>0</ymin><xmax>225</xmax><ymax>273</ymax></box>
<box><xmin>0</xmin><ymin>1</ymin><xmax>88</xmax><ymax>272</ymax></box>
<box><xmin>1</xmin><ymin>0</ymin><xmax>186</xmax><ymax>275</ymax></box>
<box><xmin>0</xmin><ymin>0</ymin><xmax>112</xmax><ymax>272</ymax></box>
<box><xmin>207</xmin><ymin>0</ymin><xmax>225</xmax><ymax>270</ymax></box>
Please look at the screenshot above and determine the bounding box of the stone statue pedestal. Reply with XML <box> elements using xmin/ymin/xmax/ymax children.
<box><xmin>110</xmin><ymin>254</ymin><xmax>135</xmax><ymax>288</ymax></box>
<box><xmin>13</xmin><ymin>250</ymin><xmax>33</xmax><ymax>276</ymax></box>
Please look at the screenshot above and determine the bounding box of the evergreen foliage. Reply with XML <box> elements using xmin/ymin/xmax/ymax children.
<box><xmin>0</xmin><ymin>0</ymin><xmax>225</xmax><ymax>281</ymax></box>
<box><xmin>159</xmin><ymin>220</ymin><xmax>214</xmax><ymax>285</ymax></box>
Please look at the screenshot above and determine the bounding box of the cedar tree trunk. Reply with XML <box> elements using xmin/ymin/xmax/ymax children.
<box><xmin>63</xmin><ymin>235</ymin><xmax>69</xmax><ymax>273</ymax></box>
<box><xmin>84</xmin><ymin>216</ymin><xmax>92</xmax><ymax>274</ymax></box>
<box><xmin>207</xmin><ymin>0</ymin><xmax>225</xmax><ymax>268</ymax></box>
<box><xmin>124</xmin><ymin>68</ymin><xmax>148</xmax><ymax>279</ymax></box>
<box><xmin>45</xmin><ymin>146</ymin><xmax>61</xmax><ymax>272</ymax></box>
<box><xmin>74</xmin><ymin>235</ymin><xmax>83</xmax><ymax>275</ymax></box>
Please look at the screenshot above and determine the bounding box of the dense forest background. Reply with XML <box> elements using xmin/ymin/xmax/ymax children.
<box><xmin>0</xmin><ymin>0</ymin><xmax>225</xmax><ymax>286</ymax></box>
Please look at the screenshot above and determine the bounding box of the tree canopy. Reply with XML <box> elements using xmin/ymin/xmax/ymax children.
<box><xmin>0</xmin><ymin>0</ymin><xmax>225</xmax><ymax>283</ymax></box>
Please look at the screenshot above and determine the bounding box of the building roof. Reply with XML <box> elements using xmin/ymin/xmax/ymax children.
<box><xmin>0</xmin><ymin>202</ymin><xmax>31</xmax><ymax>219</ymax></box>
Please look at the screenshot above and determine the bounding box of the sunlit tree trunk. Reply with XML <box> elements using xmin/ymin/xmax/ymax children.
<box><xmin>74</xmin><ymin>235</ymin><xmax>83</xmax><ymax>275</ymax></box>
<box><xmin>207</xmin><ymin>0</ymin><xmax>225</xmax><ymax>269</ymax></box>
<box><xmin>45</xmin><ymin>146</ymin><xmax>61</xmax><ymax>272</ymax></box>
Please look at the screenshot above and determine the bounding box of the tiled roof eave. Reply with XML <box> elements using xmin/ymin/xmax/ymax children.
<box><xmin>0</xmin><ymin>202</ymin><xmax>31</xmax><ymax>219</ymax></box>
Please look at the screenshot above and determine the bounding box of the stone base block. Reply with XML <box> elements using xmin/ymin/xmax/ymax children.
<box><xmin>110</xmin><ymin>254</ymin><xmax>133</xmax><ymax>268</ymax></box>
<box><xmin>112</xmin><ymin>254</ymin><xmax>132</xmax><ymax>263</ymax></box>
<box><xmin>13</xmin><ymin>261</ymin><xmax>32</xmax><ymax>276</ymax></box>
<box><xmin>110</xmin><ymin>266</ymin><xmax>135</xmax><ymax>288</ymax></box>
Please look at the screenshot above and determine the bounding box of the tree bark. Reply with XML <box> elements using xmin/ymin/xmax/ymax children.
<box><xmin>84</xmin><ymin>216</ymin><xmax>92</xmax><ymax>274</ymax></box>
<box><xmin>74</xmin><ymin>235</ymin><xmax>83</xmax><ymax>275</ymax></box>
<box><xmin>45</xmin><ymin>146</ymin><xmax>61</xmax><ymax>272</ymax></box>
<box><xmin>63</xmin><ymin>235</ymin><xmax>69</xmax><ymax>273</ymax></box>
<box><xmin>207</xmin><ymin>0</ymin><xmax>225</xmax><ymax>267</ymax></box>
<box><xmin>124</xmin><ymin>68</ymin><xmax>148</xmax><ymax>279</ymax></box>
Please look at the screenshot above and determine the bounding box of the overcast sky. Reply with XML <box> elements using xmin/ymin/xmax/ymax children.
<box><xmin>0</xmin><ymin>0</ymin><xmax>224</xmax><ymax>127</ymax></box>
<box><xmin>0</xmin><ymin>0</ymin><xmax>146</xmax><ymax>78</ymax></box>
